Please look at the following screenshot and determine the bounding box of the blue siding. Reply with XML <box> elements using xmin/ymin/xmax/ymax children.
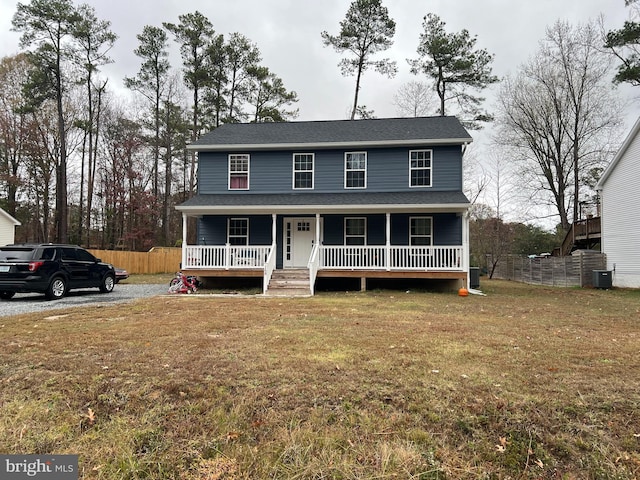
<box><xmin>197</xmin><ymin>145</ymin><xmax>463</xmax><ymax>194</ymax></box>
<box><xmin>198</xmin><ymin>215</ymin><xmax>274</xmax><ymax>245</ymax></box>
<box><xmin>390</xmin><ymin>213</ymin><xmax>461</xmax><ymax>245</ymax></box>
<box><xmin>322</xmin><ymin>214</ymin><xmax>460</xmax><ymax>246</ymax></box>
<box><xmin>198</xmin><ymin>213</ymin><xmax>461</xmax><ymax>271</ymax></box>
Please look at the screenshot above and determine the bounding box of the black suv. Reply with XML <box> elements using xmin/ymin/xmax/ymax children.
<box><xmin>0</xmin><ymin>244</ymin><xmax>116</xmax><ymax>300</ymax></box>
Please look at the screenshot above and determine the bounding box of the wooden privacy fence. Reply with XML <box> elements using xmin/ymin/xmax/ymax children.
<box><xmin>89</xmin><ymin>247</ymin><xmax>182</xmax><ymax>274</ymax></box>
<box><xmin>489</xmin><ymin>253</ymin><xmax>607</xmax><ymax>287</ymax></box>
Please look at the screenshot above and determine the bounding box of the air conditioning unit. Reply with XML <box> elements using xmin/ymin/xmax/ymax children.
<box><xmin>592</xmin><ymin>270</ymin><xmax>612</xmax><ymax>289</ymax></box>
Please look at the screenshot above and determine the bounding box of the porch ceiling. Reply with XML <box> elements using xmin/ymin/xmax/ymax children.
<box><xmin>176</xmin><ymin>191</ymin><xmax>470</xmax><ymax>216</ymax></box>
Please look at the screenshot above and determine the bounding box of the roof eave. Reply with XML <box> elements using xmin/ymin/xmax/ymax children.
<box><xmin>0</xmin><ymin>208</ymin><xmax>21</xmax><ymax>226</ymax></box>
<box><xmin>176</xmin><ymin>203</ymin><xmax>470</xmax><ymax>216</ymax></box>
<box><xmin>187</xmin><ymin>138</ymin><xmax>473</xmax><ymax>152</ymax></box>
<box><xmin>596</xmin><ymin>117</ymin><xmax>640</xmax><ymax>190</ymax></box>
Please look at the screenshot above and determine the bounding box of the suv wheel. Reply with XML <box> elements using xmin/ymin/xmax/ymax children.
<box><xmin>46</xmin><ymin>277</ymin><xmax>67</xmax><ymax>300</ymax></box>
<box><xmin>0</xmin><ymin>291</ymin><xmax>16</xmax><ymax>300</ymax></box>
<box><xmin>100</xmin><ymin>274</ymin><xmax>115</xmax><ymax>293</ymax></box>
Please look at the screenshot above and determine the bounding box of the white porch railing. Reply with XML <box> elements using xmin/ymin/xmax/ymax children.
<box><xmin>307</xmin><ymin>244</ymin><xmax>321</xmax><ymax>295</ymax></box>
<box><xmin>182</xmin><ymin>245</ymin><xmax>272</xmax><ymax>269</ymax></box>
<box><xmin>263</xmin><ymin>245</ymin><xmax>277</xmax><ymax>294</ymax></box>
<box><xmin>182</xmin><ymin>245</ymin><xmax>464</xmax><ymax>272</ymax></box>
<box><xmin>320</xmin><ymin>245</ymin><xmax>464</xmax><ymax>271</ymax></box>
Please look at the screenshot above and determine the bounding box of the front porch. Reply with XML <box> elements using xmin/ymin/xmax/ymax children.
<box><xmin>180</xmin><ymin>244</ymin><xmax>468</xmax><ymax>295</ymax></box>
<box><xmin>175</xmin><ymin>194</ymin><xmax>472</xmax><ymax>295</ymax></box>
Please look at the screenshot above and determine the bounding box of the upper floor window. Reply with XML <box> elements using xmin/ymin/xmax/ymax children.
<box><xmin>345</xmin><ymin>217</ymin><xmax>366</xmax><ymax>245</ymax></box>
<box><xmin>293</xmin><ymin>153</ymin><xmax>314</xmax><ymax>189</ymax></box>
<box><xmin>410</xmin><ymin>217</ymin><xmax>432</xmax><ymax>246</ymax></box>
<box><xmin>229</xmin><ymin>154</ymin><xmax>249</xmax><ymax>190</ymax></box>
<box><xmin>345</xmin><ymin>152</ymin><xmax>366</xmax><ymax>189</ymax></box>
<box><xmin>228</xmin><ymin>218</ymin><xmax>249</xmax><ymax>245</ymax></box>
<box><xmin>409</xmin><ymin>150</ymin><xmax>432</xmax><ymax>187</ymax></box>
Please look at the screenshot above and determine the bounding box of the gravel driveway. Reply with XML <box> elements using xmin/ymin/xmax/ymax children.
<box><xmin>0</xmin><ymin>283</ymin><xmax>168</xmax><ymax>317</ymax></box>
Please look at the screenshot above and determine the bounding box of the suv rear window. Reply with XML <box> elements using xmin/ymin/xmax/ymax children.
<box><xmin>0</xmin><ymin>248</ymin><xmax>35</xmax><ymax>262</ymax></box>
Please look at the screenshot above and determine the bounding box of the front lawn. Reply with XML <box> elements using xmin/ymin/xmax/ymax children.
<box><xmin>1</xmin><ymin>280</ymin><xmax>638</xmax><ymax>478</ymax></box>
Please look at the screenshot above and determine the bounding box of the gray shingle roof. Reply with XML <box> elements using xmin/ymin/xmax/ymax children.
<box><xmin>190</xmin><ymin>116</ymin><xmax>472</xmax><ymax>150</ymax></box>
<box><xmin>176</xmin><ymin>191</ymin><xmax>470</xmax><ymax>213</ymax></box>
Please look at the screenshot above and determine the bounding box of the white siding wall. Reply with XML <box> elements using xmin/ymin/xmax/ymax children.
<box><xmin>601</xmin><ymin>129</ymin><xmax>640</xmax><ymax>288</ymax></box>
<box><xmin>0</xmin><ymin>217</ymin><xmax>16</xmax><ymax>246</ymax></box>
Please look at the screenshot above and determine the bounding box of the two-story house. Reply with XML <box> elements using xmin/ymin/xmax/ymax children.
<box><xmin>176</xmin><ymin>116</ymin><xmax>473</xmax><ymax>295</ymax></box>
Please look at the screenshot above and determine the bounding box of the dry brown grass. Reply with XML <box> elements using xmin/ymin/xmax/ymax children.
<box><xmin>1</xmin><ymin>279</ymin><xmax>639</xmax><ymax>479</ymax></box>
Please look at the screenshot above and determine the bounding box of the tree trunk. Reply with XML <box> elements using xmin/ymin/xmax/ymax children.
<box><xmin>55</xmin><ymin>70</ymin><xmax>68</xmax><ymax>243</ymax></box>
<box><xmin>437</xmin><ymin>67</ymin><xmax>446</xmax><ymax>116</ymax></box>
<box><xmin>350</xmin><ymin>61</ymin><xmax>364</xmax><ymax>120</ymax></box>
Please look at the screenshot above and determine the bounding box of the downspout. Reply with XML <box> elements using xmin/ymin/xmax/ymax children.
<box><xmin>463</xmin><ymin>211</ymin><xmax>470</xmax><ymax>289</ymax></box>
<box><xmin>461</xmin><ymin>141</ymin><xmax>470</xmax><ymax>289</ymax></box>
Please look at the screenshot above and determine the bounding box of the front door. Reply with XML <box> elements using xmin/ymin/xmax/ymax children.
<box><xmin>283</xmin><ymin>218</ymin><xmax>317</xmax><ymax>268</ymax></box>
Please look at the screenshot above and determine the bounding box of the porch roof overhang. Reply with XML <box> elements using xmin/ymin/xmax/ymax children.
<box><xmin>176</xmin><ymin>191</ymin><xmax>470</xmax><ymax>216</ymax></box>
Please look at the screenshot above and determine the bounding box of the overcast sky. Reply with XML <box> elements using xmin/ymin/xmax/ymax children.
<box><xmin>1</xmin><ymin>0</ymin><xmax>636</xmax><ymax>120</ymax></box>
<box><xmin>1</xmin><ymin>0</ymin><xmax>638</xmax><ymax>226</ymax></box>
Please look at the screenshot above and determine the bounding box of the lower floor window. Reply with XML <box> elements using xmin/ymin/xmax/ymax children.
<box><xmin>345</xmin><ymin>217</ymin><xmax>366</xmax><ymax>245</ymax></box>
<box><xmin>410</xmin><ymin>217</ymin><xmax>432</xmax><ymax>246</ymax></box>
<box><xmin>228</xmin><ymin>218</ymin><xmax>248</xmax><ymax>245</ymax></box>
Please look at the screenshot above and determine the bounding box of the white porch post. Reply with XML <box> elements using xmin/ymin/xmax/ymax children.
<box><xmin>271</xmin><ymin>214</ymin><xmax>277</xmax><ymax>245</ymax></box>
<box><xmin>315</xmin><ymin>213</ymin><xmax>320</xmax><ymax>246</ymax></box>
<box><xmin>181</xmin><ymin>213</ymin><xmax>188</xmax><ymax>268</ymax></box>
<box><xmin>462</xmin><ymin>211</ymin><xmax>470</xmax><ymax>288</ymax></box>
<box><xmin>385</xmin><ymin>212</ymin><xmax>391</xmax><ymax>271</ymax></box>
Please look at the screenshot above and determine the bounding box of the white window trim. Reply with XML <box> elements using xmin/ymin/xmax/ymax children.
<box><xmin>344</xmin><ymin>151</ymin><xmax>367</xmax><ymax>189</ymax></box>
<box><xmin>227</xmin><ymin>217</ymin><xmax>249</xmax><ymax>245</ymax></box>
<box><xmin>409</xmin><ymin>149</ymin><xmax>432</xmax><ymax>188</ymax></box>
<box><xmin>409</xmin><ymin>216</ymin><xmax>433</xmax><ymax>246</ymax></box>
<box><xmin>228</xmin><ymin>154</ymin><xmax>250</xmax><ymax>190</ymax></box>
<box><xmin>292</xmin><ymin>153</ymin><xmax>315</xmax><ymax>190</ymax></box>
<box><xmin>344</xmin><ymin>217</ymin><xmax>367</xmax><ymax>245</ymax></box>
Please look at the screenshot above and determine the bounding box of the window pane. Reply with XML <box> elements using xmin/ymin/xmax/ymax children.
<box><xmin>346</xmin><ymin>171</ymin><xmax>365</xmax><ymax>188</ymax></box>
<box><xmin>229</xmin><ymin>219</ymin><xmax>247</xmax><ymax>236</ymax></box>
<box><xmin>346</xmin><ymin>237</ymin><xmax>365</xmax><ymax>246</ymax></box>
<box><xmin>230</xmin><ymin>174</ymin><xmax>248</xmax><ymax>189</ymax></box>
<box><xmin>294</xmin><ymin>154</ymin><xmax>313</xmax><ymax>170</ymax></box>
<box><xmin>230</xmin><ymin>157</ymin><xmax>248</xmax><ymax>172</ymax></box>
<box><xmin>411</xmin><ymin>170</ymin><xmax>430</xmax><ymax>186</ymax></box>
<box><xmin>346</xmin><ymin>219</ymin><xmax>365</xmax><ymax>235</ymax></box>
<box><xmin>295</xmin><ymin>172</ymin><xmax>313</xmax><ymax>189</ymax></box>
<box><xmin>346</xmin><ymin>153</ymin><xmax>365</xmax><ymax>169</ymax></box>
<box><xmin>76</xmin><ymin>249</ymin><xmax>96</xmax><ymax>262</ymax></box>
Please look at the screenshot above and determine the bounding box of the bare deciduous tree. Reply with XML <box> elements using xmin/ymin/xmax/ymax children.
<box><xmin>495</xmin><ymin>20</ymin><xmax>624</xmax><ymax>231</ymax></box>
<box><xmin>393</xmin><ymin>81</ymin><xmax>436</xmax><ymax>117</ymax></box>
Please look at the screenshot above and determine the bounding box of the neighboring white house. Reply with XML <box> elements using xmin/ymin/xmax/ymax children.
<box><xmin>0</xmin><ymin>207</ymin><xmax>21</xmax><ymax>246</ymax></box>
<box><xmin>596</xmin><ymin>118</ymin><xmax>640</xmax><ymax>288</ymax></box>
